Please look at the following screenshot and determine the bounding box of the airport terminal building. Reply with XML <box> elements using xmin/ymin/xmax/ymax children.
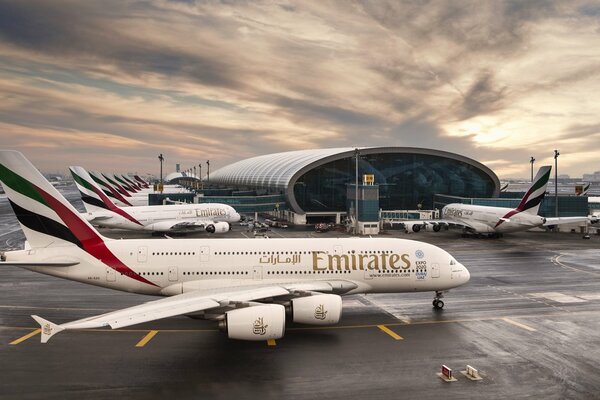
<box><xmin>208</xmin><ymin>147</ymin><xmax>500</xmax><ymax>224</ymax></box>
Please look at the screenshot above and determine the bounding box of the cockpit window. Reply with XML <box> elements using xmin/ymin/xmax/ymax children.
<box><xmin>450</xmin><ymin>259</ymin><xmax>456</xmax><ymax>265</ymax></box>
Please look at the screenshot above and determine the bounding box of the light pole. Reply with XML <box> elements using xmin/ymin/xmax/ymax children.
<box><xmin>554</xmin><ymin>149</ymin><xmax>559</xmax><ymax>218</ymax></box>
<box><xmin>199</xmin><ymin>163</ymin><xmax>202</xmax><ymax>189</ymax></box>
<box><xmin>530</xmin><ymin>156</ymin><xmax>535</xmax><ymax>182</ymax></box>
<box><xmin>158</xmin><ymin>153</ymin><xmax>164</xmax><ymax>184</ymax></box>
<box><xmin>354</xmin><ymin>148</ymin><xmax>359</xmax><ymax>235</ymax></box>
<box><xmin>206</xmin><ymin>160</ymin><xmax>210</xmax><ymax>183</ymax></box>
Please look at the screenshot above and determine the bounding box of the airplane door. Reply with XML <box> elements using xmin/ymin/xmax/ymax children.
<box><xmin>431</xmin><ymin>263</ymin><xmax>440</xmax><ymax>278</ymax></box>
<box><xmin>137</xmin><ymin>246</ymin><xmax>147</xmax><ymax>263</ymax></box>
<box><xmin>168</xmin><ymin>267</ymin><xmax>178</xmax><ymax>282</ymax></box>
<box><xmin>106</xmin><ymin>267</ymin><xmax>116</xmax><ymax>282</ymax></box>
<box><xmin>253</xmin><ymin>266</ymin><xmax>263</xmax><ymax>280</ymax></box>
<box><xmin>200</xmin><ymin>246</ymin><xmax>210</xmax><ymax>262</ymax></box>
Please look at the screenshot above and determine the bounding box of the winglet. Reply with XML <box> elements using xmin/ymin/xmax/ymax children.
<box><xmin>32</xmin><ymin>315</ymin><xmax>65</xmax><ymax>343</ymax></box>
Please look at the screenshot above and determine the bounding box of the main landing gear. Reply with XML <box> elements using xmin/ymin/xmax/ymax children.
<box><xmin>433</xmin><ymin>291</ymin><xmax>444</xmax><ymax>310</ymax></box>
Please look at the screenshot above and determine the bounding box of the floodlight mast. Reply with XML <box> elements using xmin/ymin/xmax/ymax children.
<box><xmin>554</xmin><ymin>150</ymin><xmax>559</xmax><ymax>218</ymax></box>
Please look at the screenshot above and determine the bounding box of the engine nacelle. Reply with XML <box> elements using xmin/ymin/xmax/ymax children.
<box><xmin>206</xmin><ymin>221</ymin><xmax>230</xmax><ymax>233</ymax></box>
<box><xmin>291</xmin><ymin>294</ymin><xmax>342</xmax><ymax>325</ymax></box>
<box><xmin>221</xmin><ymin>304</ymin><xmax>285</xmax><ymax>340</ymax></box>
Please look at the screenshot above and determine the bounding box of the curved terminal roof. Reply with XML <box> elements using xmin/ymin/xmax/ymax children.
<box><xmin>210</xmin><ymin>148</ymin><xmax>355</xmax><ymax>191</ymax></box>
<box><xmin>210</xmin><ymin>147</ymin><xmax>500</xmax><ymax>213</ymax></box>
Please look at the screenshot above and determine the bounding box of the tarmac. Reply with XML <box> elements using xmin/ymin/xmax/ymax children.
<box><xmin>1</xmin><ymin>186</ymin><xmax>600</xmax><ymax>399</ymax></box>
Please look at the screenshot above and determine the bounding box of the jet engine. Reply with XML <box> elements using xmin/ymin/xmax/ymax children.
<box><xmin>291</xmin><ymin>294</ymin><xmax>342</xmax><ymax>325</ymax></box>
<box><xmin>206</xmin><ymin>222</ymin><xmax>230</xmax><ymax>233</ymax></box>
<box><xmin>219</xmin><ymin>304</ymin><xmax>285</xmax><ymax>340</ymax></box>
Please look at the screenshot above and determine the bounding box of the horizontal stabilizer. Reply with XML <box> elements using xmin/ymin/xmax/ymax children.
<box><xmin>32</xmin><ymin>315</ymin><xmax>65</xmax><ymax>343</ymax></box>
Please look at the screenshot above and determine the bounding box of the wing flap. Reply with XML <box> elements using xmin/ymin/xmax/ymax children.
<box><xmin>544</xmin><ymin>217</ymin><xmax>592</xmax><ymax>226</ymax></box>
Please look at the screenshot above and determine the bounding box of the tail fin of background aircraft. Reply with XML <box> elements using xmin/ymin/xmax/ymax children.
<box><xmin>518</xmin><ymin>165</ymin><xmax>552</xmax><ymax>215</ymax></box>
<box><xmin>134</xmin><ymin>175</ymin><xmax>150</xmax><ymax>188</ymax></box>
<box><xmin>102</xmin><ymin>173</ymin><xmax>132</xmax><ymax>197</ymax></box>
<box><xmin>70</xmin><ymin>166</ymin><xmax>143</xmax><ymax>226</ymax></box>
<box><xmin>90</xmin><ymin>171</ymin><xmax>132</xmax><ymax>205</ymax></box>
<box><xmin>122</xmin><ymin>174</ymin><xmax>141</xmax><ymax>191</ymax></box>
<box><xmin>70</xmin><ymin>166</ymin><xmax>113</xmax><ymax>213</ymax></box>
<box><xmin>113</xmin><ymin>174</ymin><xmax>137</xmax><ymax>193</ymax></box>
<box><xmin>0</xmin><ymin>151</ymin><xmax>107</xmax><ymax>249</ymax></box>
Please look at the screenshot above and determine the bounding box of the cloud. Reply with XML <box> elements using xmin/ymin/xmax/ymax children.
<box><xmin>0</xmin><ymin>0</ymin><xmax>598</xmax><ymax>178</ymax></box>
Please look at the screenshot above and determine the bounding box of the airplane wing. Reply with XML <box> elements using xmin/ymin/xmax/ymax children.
<box><xmin>31</xmin><ymin>280</ymin><xmax>357</xmax><ymax>343</ymax></box>
<box><xmin>543</xmin><ymin>216</ymin><xmax>598</xmax><ymax>226</ymax></box>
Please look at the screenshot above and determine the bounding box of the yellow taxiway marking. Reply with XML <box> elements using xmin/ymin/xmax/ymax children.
<box><xmin>10</xmin><ymin>328</ymin><xmax>41</xmax><ymax>345</ymax></box>
<box><xmin>377</xmin><ymin>325</ymin><xmax>403</xmax><ymax>340</ymax></box>
<box><xmin>267</xmin><ymin>339</ymin><xmax>277</xmax><ymax>346</ymax></box>
<box><xmin>502</xmin><ymin>318</ymin><xmax>537</xmax><ymax>332</ymax></box>
<box><xmin>135</xmin><ymin>330</ymin><xmax>159</xmax><ymax>347</ymax></box>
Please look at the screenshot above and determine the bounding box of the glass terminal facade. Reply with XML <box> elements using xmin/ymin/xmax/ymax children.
<box><xmin>294</xmin><ymin>153</ymin><xmax>496</xmax><ymax>211</ymax></box>
<box><xmin>209</xmin><ymin>147</ymin><xmax>499</xmax><ymax>214</ymax></box>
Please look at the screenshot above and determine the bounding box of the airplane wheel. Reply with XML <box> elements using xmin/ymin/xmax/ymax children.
<box><xmin>433</xmin><ymin>300</ymin><xmax>444</xmax><ymax>309</ymax></box>
<box><xmin>412</xmin><ymin>224</ymin><xmax>421</xmax><ymax>233</ymax></box>
<box><xmin>433</xmin><ymin>224</ymin><xmax>441</xmax><ymax>232</ymax></box>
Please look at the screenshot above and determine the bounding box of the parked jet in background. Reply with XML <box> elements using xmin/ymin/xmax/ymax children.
<box><xmin>415</xmin><ymin>166</ymin><xmax>597</xmax><ymax>236</ymax></box>
<box><xmin>0</xmin><ymin>150</ymin><xmax>469</xmax><ymax>343</ymax></box>
<box><xmin>71</xmin><ymin>166</ymin><xmax>239</xmax><ymax>233</ymax></box>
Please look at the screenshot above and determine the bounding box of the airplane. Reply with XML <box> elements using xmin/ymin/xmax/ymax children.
<box><xmin>0</xmin><ymin>150</ymin><xmax>470</xmax><ymax>343</ymax></box>
<box><xmin>410</xmin><ymin>166</ymin><xmax>597</xmax><ymax>236</ymax></box>
<box><xmin>70</xmin><ymin>166</ymin><xmax>239</xmax><ymax>233</ymax></box>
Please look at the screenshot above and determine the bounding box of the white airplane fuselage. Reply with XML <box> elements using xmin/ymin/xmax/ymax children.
<box><xmin>7</xmin><ymin>237</ymin><xmax>470</xmax><ymax>297</ymax></box>
<box><xmin>443</xmin><ymin>203</ymin><xmax>545</xmax><ymax>233</ymax></box>
<box><xmin>84</xmin><ymin>203</ymin><xmax>240</xmax><ymax>232</ymax></box>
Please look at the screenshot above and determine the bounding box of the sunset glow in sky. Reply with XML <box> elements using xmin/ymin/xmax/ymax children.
<box><xmin>1</xmin><ymin>0</ymin><xmax>600</xmax><ymax>178</ymax></box>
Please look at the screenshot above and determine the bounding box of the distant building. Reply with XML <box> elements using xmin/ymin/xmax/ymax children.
<box><xmin>583</xmin><ymin>171</ymin><xmax>600</xmax><ymax>182</ymax></box>
<box><xmin>209</xmin><ymin>147</ymin><xmax>499</xmax><ymax>222</ymax></box>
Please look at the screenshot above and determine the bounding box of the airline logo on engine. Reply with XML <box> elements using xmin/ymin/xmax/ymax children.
<box><xmin>253</xmin><ymin>317</ymin><xmax>268</xmax><ymax>335</ymax></box>
<box><xmin>314</xmin><ymin>304</ymin><xmax>327</xmax><ymax>320</ymax></box>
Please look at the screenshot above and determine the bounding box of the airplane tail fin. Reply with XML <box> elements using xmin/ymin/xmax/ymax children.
<box><xmin>89</xmin><ymin>171</ymin><xmax>133</xmax><ymax>205</ymax></box>
<box><xmin>517</xmin><ymin>166</ymin><xmax>552</xmax><ymax>215</ymax></box>
<box><xmin>0</xmin><ymin>150</ymin><xmax>107</xmax><ymax>249</ymax></box>
<box><xmin>70</xmin><ymin>166</ymin><xmax>118</xmax><ymax>213</ymax></box>
<box><xmin>122</xmin><ymin>174</ymin><xmax>142</xmax><ymax>191</ymax></box>
<box><xmin>32</xmin><ymin>315</ymin><xmax>65</xmax><ymax>343</ymax></box>
<box><xmin>70</xmin><ymin>166</ymin><xmax>143</xmax><ymax>227</ymax></box>
<box><xmin>113</xmin><ymin>174</ymin><xmax>138</xmax><ymax>193</ymax></box>
<box><xmin>102</xmin><ymin>173</ymin><xmax>132</xmax><ymax>197</ymax></box>
<box><xmin>134</xmin><ymin>175</ymin><xmax>150</xmax><ymax>188</ymax></box>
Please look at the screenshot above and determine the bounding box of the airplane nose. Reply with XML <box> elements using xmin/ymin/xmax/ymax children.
<box><xmin>461</xmin><ymin>264</ymin><xmax>470</xmax><ymax>284</ymax></box>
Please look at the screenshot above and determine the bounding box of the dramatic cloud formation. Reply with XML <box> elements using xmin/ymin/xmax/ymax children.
<box><xmin>0</xmin><ymin>0</ymin><xmax>599</xmax><ymax>178</ymax></box>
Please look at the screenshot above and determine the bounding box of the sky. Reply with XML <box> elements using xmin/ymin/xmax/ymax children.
<box><xmin>0</xmin><ymin>0</ymin><xmax>600</xmax><ymax>179</ymax></box>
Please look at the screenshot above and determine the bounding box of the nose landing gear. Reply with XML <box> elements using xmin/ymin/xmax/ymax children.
<box><xmin>433</xmin><ymin>291</ymin><xmax>444</xmax><ymax>310</ymax></box>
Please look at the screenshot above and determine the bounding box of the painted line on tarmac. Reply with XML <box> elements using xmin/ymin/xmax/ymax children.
<box><xmin>267</xmin><ymin>339</ymin><xmax>277</xmax><ymax>346</ymax></box>
<box><xmin>4</xmin><ymin>309</ymin><xmax>596</xmax><ymax>339</ymax></box>
<box><xmin>135</xmin><ymin>330</ymin><xmax>159</xmax><ymax>347</ymax></box>
<box><xmin>502</xmin><ymin>318</ymin><xmax>536</xmax><ymax>332</ymax></box>
<box><xmin>10</xmin><ymin>328</ymin><xmax>40</xmax><ymax>345</ymax></box>
<box><xmin>377</xmin><ymin>325</ymin><xmax>403</xmax><ymax>340</ymax></box>
<box><xmin>0</xmin><ymin>227</ymin><xmax>22</xmax><ymax>238</ymax></box>
<box><xmin>551</xmin><ymin>255</ymin><xmax>600</xmax><ymax>277</ymax></box>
